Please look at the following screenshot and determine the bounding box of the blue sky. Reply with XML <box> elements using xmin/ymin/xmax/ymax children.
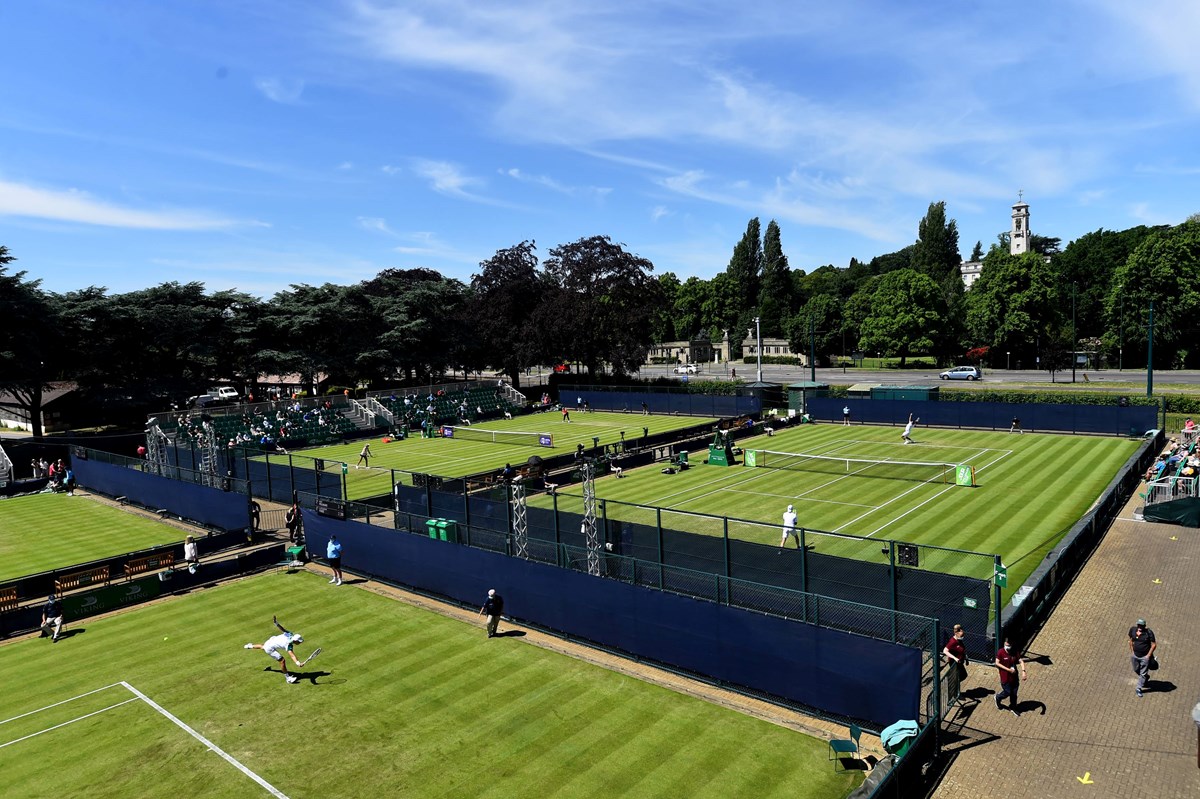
<box><xmin>2</xmin><ymin>1</ymin><xmax>1198</xmax><ymax>297</ymax></box>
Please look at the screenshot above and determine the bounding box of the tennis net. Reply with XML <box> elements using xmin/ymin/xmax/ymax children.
<box><xmin>441</xmin><ymin>426</ymin><xmax>553</xmax><ymax>448</ymax></box>
<box><xmin>744</xmin><ymin>448</ymin><xmax>954</xmax><ymax>483</ymax></box>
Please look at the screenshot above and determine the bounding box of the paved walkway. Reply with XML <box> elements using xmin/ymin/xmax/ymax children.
<box><xmin>931</xmin><ymin>491</ymin><xmax>1200</xmax><ymax>799</ymax></box>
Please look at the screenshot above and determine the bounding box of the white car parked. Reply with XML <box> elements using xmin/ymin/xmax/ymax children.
<box><xmin>210</xmin><ymin>386</ymin><xmax>241</xmax><ymax>401</ymax></box>
<box><xmin>938</xmin><ymin>366</ymin><xmax>983</xmax><ymax>381</ymax></box>
<box><xmin>672</xmin><ymin>364</ymin><xmax>700</xmax><ymax>374</ymax></box>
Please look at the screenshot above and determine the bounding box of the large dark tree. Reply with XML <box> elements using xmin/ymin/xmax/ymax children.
<box><xmin>0</xmin><ymin>248</ymin><xmax>63</xmax><ymax>437</ymax></box>
<box><xmin>724</xmin><ymin>218</ymin><xmax>763</xmax><ymax>356</ymax></box>
<box><xmin>469</xmin><ymin>241</ymin><xmax>544</xmax><ymax>387</ymax></box>
<box><xmin>542</xmin><ymin>236</ymin><xmax>661</xmax><ymax>379</ymax></box>
<box><xmin>757</xmin><ymin>220</ymin><xmax>794</xmax><ymax>336</ymax></box>
<box><xmin>965</xmin><ymin>249</ymin><xmax>1061</xmax><ymax>368</ymax></box>
<box><xmin>857</xmin><ymin>269</ymin><xmax>944</xmax><ymax>367</ymax></box>
<box><xmin>911</xmin><ymin>200</ymin><xmax>962</xmax><ymax>277</ymax></box>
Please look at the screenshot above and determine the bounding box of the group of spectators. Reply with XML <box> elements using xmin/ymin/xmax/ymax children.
<box><xmin>29</xmin><ymin>457</ymin><xmax>74</xmax><ymax>494</ymax></box>
<box><xmin>1144</xmin><ymin>432</ymin><xmax>1198</xmax><ymax>481</ymax></box>
<box><xmin>173</xmin><ymin>400</ymin><xmax>345</xmax><ymax>450</ymax></box>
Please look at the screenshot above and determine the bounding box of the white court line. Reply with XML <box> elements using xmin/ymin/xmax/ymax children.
<box><xmin>855</xmin><ymin>449</ymin><xmax>1015</xmax><ymax>538</ymax></box>
<box><xmin>0</xmin><ymin>682</ymin><xmax>124</xmax><ymax>726</ymax></box>
<box><xmin>120</xmin><ymin>681</ymin><xmax>290</xmax><ymax>799</ymax></box>
<box><xmin>0</xmin><ymin>698</ymin><xmax>138</xmax><ymax>749</ymax></box>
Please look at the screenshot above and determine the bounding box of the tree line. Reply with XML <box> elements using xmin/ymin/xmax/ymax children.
<box><xmin>654</xmin><ymin>206</ymin><xmax>1200</xmax><ymax>375</ymax></box>
<box><xmin>3</xmin><ymin>209</ymin><xmax>1198</xmax><ymax>436</ymax></box>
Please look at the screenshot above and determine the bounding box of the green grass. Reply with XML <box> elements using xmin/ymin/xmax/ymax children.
<box><xmin>544</xmin><ymin>423</ymin><xmax>1139</xmax><ymax>598</ymax></box>
<box><xmin>292</xmin><ymin>411</ymin><xmax>716</xmax><ymax>500</ymax></box>
<box><xmin>0</xmin><ymin>494</ymin><xmax>185</xmax><ymax>583</ymax></box>
<box><xmin>0</xmin><ymin>572</ymin><xmax>862</xmax><ymax>799</ymax></box>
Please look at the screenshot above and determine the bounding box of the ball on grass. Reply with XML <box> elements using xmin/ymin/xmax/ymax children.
<box><xmin>163</xmin><ymin>636</ymin><xmax>169</xmax><ymax>641</ymax></box>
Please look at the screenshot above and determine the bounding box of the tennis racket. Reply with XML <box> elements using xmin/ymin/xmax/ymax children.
<box><xmin>299</xmin><ymin>647</ymin><xmax>322</xmax><ymax>667</ymax></box>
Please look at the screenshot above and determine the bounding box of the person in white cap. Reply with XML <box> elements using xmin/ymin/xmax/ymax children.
<box><xmin>479</xmin><ymin>589</ymin><xmax>504</xmax><ymax>638</ymax></box>
<box><xmin>778</xmin><ymin>504</ymin><xmax>800</xmax><ymax>552</ymax></box>
<box><xmin>244</xmin><ymin>615</ymin><xmax>307</xmax><ymax>683</ymax></box>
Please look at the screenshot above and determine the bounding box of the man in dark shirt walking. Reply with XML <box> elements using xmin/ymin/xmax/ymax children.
<box><xmin>1129</xmin><ymin>618</ymin><xmax>1157</xmax><ymax>697</ymax></box>
<box><xmin>993</xmin><ymin>637</ymin><xmax>1026</xmax><ymax>715</ymax></box>
<box><xmin>479</xmin><ymin>589</ymin><xmax>504</xmax><ymax>638</ymax></box>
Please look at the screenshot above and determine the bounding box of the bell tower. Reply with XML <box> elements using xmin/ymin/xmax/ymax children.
<box><xmin>1011</xmin><ymin>191</ymin><xmax>1030</xmax><ymax>255</ymax></box>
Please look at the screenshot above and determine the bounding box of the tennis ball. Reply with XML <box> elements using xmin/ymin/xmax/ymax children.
<box><xmin>163</xmin><ymin>636</ymin><xmax>169</xmax><ymax>641</ymax></box>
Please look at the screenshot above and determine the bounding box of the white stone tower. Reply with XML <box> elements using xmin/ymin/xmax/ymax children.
<box><xmin>1010</xmin><ymin>192</ymin><xmax>1030</xmax><ymax>255</ymax></box>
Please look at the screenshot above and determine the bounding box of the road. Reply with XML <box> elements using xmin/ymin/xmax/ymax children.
<box><xmin>629</xmin><ymin>363</ymin><xmax>1200</xmax><ymax>388</ymax></box>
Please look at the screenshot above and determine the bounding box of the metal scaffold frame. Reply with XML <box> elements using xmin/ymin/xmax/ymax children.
<box><xmin>144</xmin><ymin>419</ymin><xmax>171</xmax><ymax>478</ymax></box>
<box><xmin>510</xmin><ymin>481</ymin><xmax>529</xmax><ymax>558</ymax></box>
<box><xmin>581</xmin><ymin>460</ymin><xmax>601</xmax><ymax>576</ymax></box>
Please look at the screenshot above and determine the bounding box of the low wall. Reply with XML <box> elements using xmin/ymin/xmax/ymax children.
<box><xmin>808</xmin><ymin>397</ymin><xmax>1157</xmax><ymax>436</ymax></box>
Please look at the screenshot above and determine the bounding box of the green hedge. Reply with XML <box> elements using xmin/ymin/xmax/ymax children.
<box><xmin>940</xmin><ymin>388</ymin><xmax>1158</xmax><ymax>407</ymax></box>
<box><xmin>742</xmin><ymin>355</ymin><xmax>805</xmax><ymax>366</ymax></box>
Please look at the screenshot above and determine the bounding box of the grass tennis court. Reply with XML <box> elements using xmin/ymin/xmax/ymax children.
<box><xmin>0</xmin><ymin>494</ymin><xmax>185</xmax><ymax>583</ymax></box>
<box><xmin>294</xmin><ymin>411</ymin><xmax>716</xmax><ymax>500</ymax></box>
<box><xmin>551</xmin><ymin>423</ymin><xmax>1139</xmax><ymax>596</ymax></box>
<box><xmin>0</xmin><ymin>571</ymin><xmax>863</xmax><ymax>799</ymax></box>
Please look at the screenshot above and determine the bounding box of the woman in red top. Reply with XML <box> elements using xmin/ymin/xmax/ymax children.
<box><xmin>942</xmin><ymin>624</ymin><xmax>969</xmax><ymax>681</ymax></box>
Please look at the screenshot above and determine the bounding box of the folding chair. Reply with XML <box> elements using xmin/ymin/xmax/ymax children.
<box><xmin>829</xmin><ymin>724</ymin><xmax>861</xmax><ymax>771</ymax></box>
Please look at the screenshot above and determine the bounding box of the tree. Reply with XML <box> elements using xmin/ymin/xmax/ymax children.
<box><xmin>757</xmin><ymin>220</ymin><xmax>794</xmax><ymax>336</ymax></box>
<box><xmin>970</xmin><ymin>240</ymin><xmax>984</xmax><ymax>261</ymax></box>
<box><xmin>651</xmin><ymin>272</ymin><xmax>682</xmax><ymax>343</ymax></box>
<box><xmin>724</xmin><ymin>218</ymin><xmax>763</xmax><ymax>356</ymax></box>
<box><xmin>469</xmin><ymin>241</ymin><xmax>543</xmax><ymax>387</ymax></box>
<box><xmin>964</xmin><ymin>250</ymin><xmax>1061</xmax><ymax>367</ymax></box>
<box><xmin>911</xmin><ymin>201</ymin><xmax>961</xmax><ymax>278</ymax></box>
<box><xmin>1109</xmin><ymin>220</ymin><xmax>1200</xmax><ymax>369</ymax></box>
<box><xmin>0</xmin><ymin>248</ymin><xmax>63</xmax><ymax>437</ymax></box>
<box><xmin>672</xmin><ymin>276</ymin><xmax>712</xmax><ymax>341</ymax></box>
<box><xmin>359</xmin><ymin>269</ymin><xmax>470</xmax><ymax>384</ymax></box>
<box><xmin>785</xmin><ymin>294</ymin><xmax>842</xmax><ymax>365</ymax></box>
<box><xmin>857</xmin><ymin>269</ymin><xmax>944</xmax><ymax>367</ymax></box>
<box><xmin>542</xmin><ymin>236</ymin><xmax>661</xmax><ymax>379</ymax></box>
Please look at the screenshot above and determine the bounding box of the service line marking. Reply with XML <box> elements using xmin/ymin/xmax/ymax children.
<box><xmin>0</xmin><ymin>682</ymin><xmax>124</xmax><ymax>726</ymax></box>
<box><xmin>0</xmin><ymin>698</ymin><xmax>138</xmax><ymax>749</ymax></box>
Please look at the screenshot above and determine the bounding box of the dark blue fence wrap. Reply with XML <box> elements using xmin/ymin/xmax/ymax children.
<box><xmin>304</xmin><ymin>513</ymin><xmax>922</xmax><ymax>727</ymax></box>
<box><xmin>809</xmin><ymin>397</ymin><xmax>1156</xmax><ymax>436</ymax></box>
<box><xmin>74</xmin><ymin>459</ymin><xmax>250</xmax><ymax>532</ymax></box>
<box><xmin>574</xmin><ymin>390</ymin><xmax>759</xmax><ymax>418</ymax></box>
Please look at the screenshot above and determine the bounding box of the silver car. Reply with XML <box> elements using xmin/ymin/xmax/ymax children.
<box><xmin>939</xmin><ymin>365</ymin><xmax>982</xmax><ymax>381</ymax></box>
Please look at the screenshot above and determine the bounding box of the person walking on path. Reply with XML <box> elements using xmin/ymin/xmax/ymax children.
<box><xmin>842</xmin><ymin>405</ymin><xmax>851</xmax><ymax>426</ymax></box>
<box><xmin>778</xmin><ymin>504</ymin><xmax>800</xmax><ymax>552</ymax></box>
<box><xmin>479</xmin><ymin>589</ymin><xmax>504</xmax><ymax>638</ymax></box>
<box><xmin>993</xmin><ymin>637</ymin><xmax>1027</xmax><ymax>715</ymax></box>
<box><xmin>1129</xmin><ymin>618</ymin><xmax>1157</xmax><ymax>697</ymax></box>
<box><xmin>901</xmin><ymin>413</ymin><xmax>918</xmax><ymax>444</ymax></box>
<box><xmin>326</xmin><ymin>535</ymin><xmax>343</xmax><ymax>585</ymax></box>
<box><xmin>356</xmin><ymin>442</ymin><xmax>372</xmax><ymax>469</ymax></box>
<box><xmin>943</xmin><ymin>624</ymin><xmax>969</xmax><ymax>682</ymax></box>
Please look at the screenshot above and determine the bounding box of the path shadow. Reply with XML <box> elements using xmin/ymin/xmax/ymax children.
<box><xmin>1024</xmin><ymin>650</ymin><xmax>1054</xmax><ymax>667</ymax></box>
<box><xmin>494</xmin><ymin>630</ymin><xmax>526</xmax><ymax>638</ymax></box>
<box><xmin>1012</xmin><ymin>699</ymin><xmax>1047</xmax><ymax>717</ymax></box>
<box><xmin>54</xmin><ymin>628</ymin><xmax>87</xmax><ymax>641</ymax></box>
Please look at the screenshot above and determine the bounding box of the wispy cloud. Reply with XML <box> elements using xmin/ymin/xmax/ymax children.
<box><xmin>411</xmin><ymin>159</ymin><xmax>518</xmax><ymax>208</ymax></box>
<box><xmin>0</xmin><ymin>179</ymin><xmax>250</xmax><ymax>230</ymax></box>
<box><xmin>391</xmin><ymin>230</ymin><xmax>478</xmax><ymax>264</ymax></box>
<box><xmin>381</xmin><ymin>164</ymin><xmax>402</xmax><ymax>176</ymax></box>
<box><xmin>357</xmin><ymin>216</ymin><xmax>397</xmax><ymax>236</ymax></box>
<box><xmin>502</xmin><ymin>167</ymin><xmax>610</xmax><ymax>199</ymax></box>
<box><xmin>650</xmin><ymin>205</ymin><xmax>669</xmax><ymax>222</ymax></box>
<box><xmin>254</xmin><ymin>77</ymin><xmax>306</xmax><ymax>104</ymax></box>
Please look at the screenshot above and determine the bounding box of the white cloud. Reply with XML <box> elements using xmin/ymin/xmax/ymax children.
<box><xmin>392</xmin><ymin>231</ymin><xmax>478</xmax><ymax>264</ymax></box>
<box><xmin>411</xmin><ymin>159</ymin><xmax>519</xmax><ymax>208</ymax></box>
<box><xmin>357</xmin><ymin>216</ymin><xmax>396</xmax><ymax>236</ymax></box>
<box><xmin>338</xmin><ymin>161</ymin><xmax>355</xmax><ymax>170</ymax></box>
<box><xmin>502</xmin><ymin>167</ymin><xmax>611</xmax><ymax>198</ymax></box>
<box><xmin>381</xmin><ymin>164</ymin><xmax>402</xmax><ymax>176</ymax></box>
<box><xmin>0</xmin><ymin>179</ymin><xmax>247</xmax><ymax>230</ymax></box>
<box><xmin>650</xmin><ymin>205</ymin><xmax>669</xmax><ymax>222</ymax></box>
<box><xmin>254</xmin><ymin>77</ymin><xmax>306</xmax><ymax>104</ymax></box>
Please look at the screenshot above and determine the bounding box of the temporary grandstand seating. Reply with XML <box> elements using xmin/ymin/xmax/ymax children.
<box><xmin>381</xmin><ymin>384</ymin><xmax>520</xmax><ymax>428</ymax></box>
<box><xmin>168</xmin><ymin>403</ymin><xmax>357</xmax><ymax>449</ymax></box>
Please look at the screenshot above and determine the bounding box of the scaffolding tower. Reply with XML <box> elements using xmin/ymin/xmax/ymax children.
<box><xmin>144</xmin><ymin>419</ymin><xmax>171</xmax><ymax>478</ymax></box>
<box><xmin>581</xmin><ymin>460</ymin><xmax>601</xmax><ymax>576</ymax></box>
<box><xmin>0</xmin><ymin>443</ymin><xmax>13</xmax><ymax>485</ymax></box>
<box><xmin>510</xmin><ymin>481</ymin><xmax>529</xmax><ymax>559</ymax></box>
<box><xmin>196</xmin><ymin>418</ymin><xmax>223</xmax><ymax>489</ymax></box>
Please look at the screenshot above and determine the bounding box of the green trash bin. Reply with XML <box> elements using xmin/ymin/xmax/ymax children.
<box><xmin>426</xmin><ymin>519</ymin><xmax>440</xmax><ymax>539</ymax></box>
<box><xmin>678</xmin><ymin>450</ymin><xmax>689</xmax><ymax>465</ymax></box>
<box><xmin>442</xmin><ymin>519</ymin><xmax>458</xmax><ymax>544</ymax></box>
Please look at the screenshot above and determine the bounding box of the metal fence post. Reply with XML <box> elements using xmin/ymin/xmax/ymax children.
<box><xmin>931</xmin><ymin>617</ymin><xmax>942</xmax><ymax>751</ymax></box>
<box><xmin>994</xmin><ymin>554</ymin><xmax>1003</xmax><ymax>650</ymax></box>
<box><xmin>553</xmin><ymin>492</ymin><xmax>560</xmax><ymax>547</ymax></box>
<box><xmin>288</xmin><ymin>453</ymin><xmax>295</xmax><ymax>500</ymax></box>
<box><xmin>723</xmin><ymin>517</ymin><xmax>731</xmax><ymax>580</ymax></box>
<box><xmin>799</xmin><ymin>527</ymin><xmax>808</xmax><ymax>621</ymax></box>
<box><xmin>888</xmin><ymin>540</ymin><xmax>898</xmax><ymax>644</ymax></box>
<box><xmin>657</xmin><ymin>507</ymin><xmax>664</xmax><ymax>589</ymax></box>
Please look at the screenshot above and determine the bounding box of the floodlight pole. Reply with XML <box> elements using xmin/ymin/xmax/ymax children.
<box><xmin>1118</xmin><ymin>287</ymin><xmax>1124</xmax><ymax>372</ymax></box>
<box><xmin>1147</xmin><ymin>300</ymin><xmax>1154</xmax><ymax>398</ymax></box>
<box><xmin>1071</xmin><ymin>283</ymin><xmax>1077</xmax><ymax>383</ymax></box>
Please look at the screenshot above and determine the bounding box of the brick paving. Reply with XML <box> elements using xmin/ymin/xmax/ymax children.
<box><xmin>931</xmin><ymin>492</ymin><xmax>1200</xmax><ymax>799</ymax></box>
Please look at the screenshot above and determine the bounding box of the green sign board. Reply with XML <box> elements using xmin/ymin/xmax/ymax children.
<box><xmin>62</xmin><ymin>575</ymin><xmax>162</xmax><ymax>620</ymax></box>
<box><xmin>994</xmin><ymin>565</ymin><xmax>1008</xmax><ymax>588</ymax></box>
<box><xmin>963</xmin><ymin>597</ymin><xmax>978</xmax><ymax>609</ymax></box>
<box><xmin>955</xmin><ymin>464</ymin><xmax>975</xmax><ymax>487</ymax></box>
<box><xmin>744</xmin><ymin>450</ymin><xmax>760</xmax><ymax>468</ymax></box>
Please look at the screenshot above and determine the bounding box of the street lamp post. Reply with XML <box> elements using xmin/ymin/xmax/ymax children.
<box><xmin>1007</xmin><ymin>351</ymin><xmax>1011</xmax><ymax>371</ymax></box>
<box><xmin>1147</xmin><ymin>300</ymin><xmax>1154</xmax><ymax>398</ymax></box>
<box><xmin>753</xmin><ymin>317</ymin><xmax>762</xmax><ymax>383</ymax></box>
